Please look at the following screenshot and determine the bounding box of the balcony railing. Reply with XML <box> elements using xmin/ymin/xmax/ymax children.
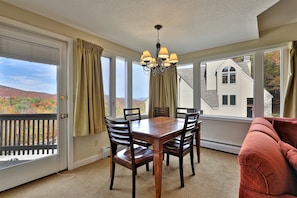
<box><xmin>0</xmin><ymin>114</ymin><xmax>57</xmax><ymax>156</ymax></box>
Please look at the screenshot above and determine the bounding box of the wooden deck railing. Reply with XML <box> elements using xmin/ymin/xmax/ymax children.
<box><xmin>0</xmin><ymin>114</ymin><xmax>57</xmax><ymax>156</ymax></box>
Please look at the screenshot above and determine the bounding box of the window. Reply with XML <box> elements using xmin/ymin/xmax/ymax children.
<box><xmin>116</xmin><ymin>57</ymin><xmax>126</xmax><ymax>117</ymax></box>
<box><xmin>101</xmin><ymin>56</ymin><xmax>110</xmax><ymax>116</ymax></box>
<box><xmin>264</xmin><ymin>49</ymin><xmax>280</xmax><ymax>117</ymax></box>
<box><xmin>230</xmin><ymin>67</ymin><xmax>236</xmax><ymax>83</ymax></box>
<box><xmin>222</xmin><ymin>67</ymin><xmax>228</xmax><ymax>84</ymax></box>
<box><xmin>0</xmin><ymin>27</ymin><xmax>59</xmax><ymax>114</ymax></box>
<box><xmin>101</xmin><ymin>56</ymin><xmax>150</xmax><ymax>118</ymax></box>
<box><xmin>247</xmin><ymin>98</ymin><xmax>254</xmax><ymax>118</ymax></box>
<box><xmin>0</xmin><ymin>57</ymin><xmax>57</xmax><ymax>114</ymax></box>
<box><xmin>222</xmin><ymin>66</ymin><xmax>236</xmax><ymax>84</ymax></box>
<box><xmin>177</xmin><ymin>64</ymin><xmax>194</xmax><ymax>108</ymax></box>
<box><xmin>230</xmin><ymin>95</ymin><xmax>236</xmax><ymax>105</ymax></box>
<box><xmin>132</xmin><ymin>62</ymin><xmax>149</xmax><ymax>114</ymax></box>
<box><xmin>222</xmin><ymin>95</ymin><xmax>228</xmax><ymax>105</ymax></box>
<box><xmin>201</xmin><ymin>55</ymin><xmax>254</xmax><ymax>117</ymax></box>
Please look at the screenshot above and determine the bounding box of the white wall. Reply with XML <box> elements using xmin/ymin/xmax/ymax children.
<box><xmin>199</xmin><ymin>116</ymin><xmax>251</xmax><ymax>154</ymax></box>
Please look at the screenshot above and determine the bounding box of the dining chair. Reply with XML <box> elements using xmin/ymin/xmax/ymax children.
<box><xmin>176</xmin><ymin>107</ymin><xmax>201</xmax><ymax>163</ymax></box>
<box><xmin>123</xmin><ymin>107</ymin><xmax>141</xmax><ymax>121</ymax></box>
<box><xmin>163</xmin><ymin>112</ymin><xmax>199</xmax><ymax>188</ymax></box>
<box><xmin>153</xmin><ymin>106</ymin><xmax>170</xmax><ymax>117</ymax></box>
<box><xmin>123</xmin><ymin>107</ymin><xmax>152</xmax><ymax>171</ymax></box>
<box><xmin>104</xmin><ymin>117</ymin><xmax>154</xmax><ymax>198</ymax></box>
<box><xmin>176</xmin><ymin>107</ymin><xmax>197</xmax><ymax>118</ymax></box>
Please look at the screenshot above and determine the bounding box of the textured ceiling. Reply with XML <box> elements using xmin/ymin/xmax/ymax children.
<box><xmin>4</xmin><ymin>0</ymin><xmax>297</xmax><ymax>56</ymax></box>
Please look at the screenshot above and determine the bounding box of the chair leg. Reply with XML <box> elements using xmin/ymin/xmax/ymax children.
<box><xmin>196</xmin><ymin>132</ymin><xmax>200</xmax><ymax>163</ymax></box>
<box><xmin>179</xmin><ymin>157</ymin><xmax>184</xmax><ymax>188</ymax></box>
<box><xmin>132</xmin><ymin>170</ymin><xmax>136</xmax><ymax>198</ymax></box>
<box><xmin>166</xmin><ymin>153</ymin><xmax>170</xmax><ymax>166</ymax></box>
<box><xmin>190</xmin><ymin>149</ymin><xmax>195</xmax><ymax>175</ymax></box>
<box><xmin>110</xmin><ymin>162</ymin><xmax>115</xmax><ymax>190</ymax></box>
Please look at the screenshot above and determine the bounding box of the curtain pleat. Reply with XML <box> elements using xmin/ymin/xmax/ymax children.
<box><xmin>283</xmin><ymin>41</ymin><xmax>297</xmax><ymax>118</ymax></box>
<box><xmin>148</xmin><ymin>67</ymin><xmax>177</xmax><ymax>117</ymax></box>
<box><xmin>74</xmin><ymin>39</ymin><xmax>105</xmax><ymax>136</ymax></box>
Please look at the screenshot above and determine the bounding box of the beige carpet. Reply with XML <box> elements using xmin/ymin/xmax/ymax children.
<box><xmin>0</xmin><ymin>148</ymin><xmax>240</xmax><ymax>198</ymax></box>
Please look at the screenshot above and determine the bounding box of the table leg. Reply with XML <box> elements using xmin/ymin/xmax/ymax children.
<box><xmin>153</xmin><ymin>139</ymin><xmax>163</xmax><ymax>198</ymax></box>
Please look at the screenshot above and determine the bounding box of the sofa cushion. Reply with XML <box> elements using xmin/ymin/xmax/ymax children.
<box><xmin>279</xmin><ymin>140</ymin><xmax>297</xmax><ymax>175</ymax></box>
<box><xmin>269</xmin><ymin>117</ymin><xmax>297</xmax><ymax>148</ymax></box>
<box><xmin>248</xmin><ymin>117</ymin><xmax>280</xmax><ymax>142</ymax></box>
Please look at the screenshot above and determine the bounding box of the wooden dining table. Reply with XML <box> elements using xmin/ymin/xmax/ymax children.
<box><xmin>131</xmin><ymin>116</ymin><xmax>195</xmax><ymax>198</ymax></box>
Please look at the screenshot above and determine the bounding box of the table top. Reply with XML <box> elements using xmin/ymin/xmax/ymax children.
<box><xmin>131</xmin><ymin>117</ymin><xmax>185</xmax><ymax>142</ymax></box>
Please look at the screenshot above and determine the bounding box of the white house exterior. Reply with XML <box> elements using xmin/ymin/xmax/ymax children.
<box><xmin>177</xmin><ymin>58</ymin><xmax>273</xmax><ymax>117</ymax></box>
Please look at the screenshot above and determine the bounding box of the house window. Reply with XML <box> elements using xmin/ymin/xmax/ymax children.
<box><xmin>230</xmin><ymin>95</ymin><xmax>236</xmax><ymax>105</ymax></box>
<box><xmin>222</xmin><ymin>66</ymin><xmax>236</xmax><ymax>84</ymax></box>
<box><xmin>247</xmin><ymin>98</ymin><xmax>254</xmax><ymax>118</ymax></box>
<box><xmin>247</xmin><ymin>107</ymin><xmax>253</xmax><ymax>118</ymax></box>
<box><xmin>230</xmin><ymin>67</ymin><xmax>236</xmax><ymax>83</ymax></box>
<box><xmin>222</xmin><ymin>95</ymin><xmax>228</xmax><ymax>105</ymax></box>
<box><xmin>222</xmin><ymin>67</ymin><xmax>228</xmax><ymax>84</ymax></box>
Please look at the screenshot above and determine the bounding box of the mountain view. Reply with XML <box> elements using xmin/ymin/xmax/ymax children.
<box><xmin>0</xmin><ymin>85</ymin><xmax>56</xmax><ymax>100</ymax></box>
<box><xmin>0</xmin><ymin>85</ymin><xmax>57</xmax><ymax>114</ymax></box>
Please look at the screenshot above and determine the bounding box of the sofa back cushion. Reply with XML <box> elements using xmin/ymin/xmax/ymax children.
<box><xmin>270</xmin><ymin>118</ymin><xmax>297</xmax><ymax>148</ymax></box>
<box><xmin>248</xmin><ymin>117</ymin><xmax>280</xmax><ymax>142</ymax></box>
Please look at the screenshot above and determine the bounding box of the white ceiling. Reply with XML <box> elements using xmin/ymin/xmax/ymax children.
<box><xmin>3</xmin><ymin>0</ymin><xmax>297</xmax><ymax>55</ymax></box>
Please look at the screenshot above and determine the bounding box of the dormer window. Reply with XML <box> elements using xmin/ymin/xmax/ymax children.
<box><xmin>222</xmin><ymin>66</ymin><xmax>236</xmax><ymax>84</ymax></box>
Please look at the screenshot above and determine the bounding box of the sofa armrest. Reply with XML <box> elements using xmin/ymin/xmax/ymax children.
<box><xmin>238</xmin><ymin>131</ymin><xmax>297</xmax><ymax>196</ymax></box>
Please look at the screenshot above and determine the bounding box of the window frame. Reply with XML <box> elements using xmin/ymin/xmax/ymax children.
<box><xmin>190</xmin><ymin>44</ymin><xmax>289</xmax><ymax>120</ymax></box>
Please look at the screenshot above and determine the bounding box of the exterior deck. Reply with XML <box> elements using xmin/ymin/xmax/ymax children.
<box><xmin>0</xmin><ymin>114</ymin><xmax>58</xmax><ymax>168</ymax></box>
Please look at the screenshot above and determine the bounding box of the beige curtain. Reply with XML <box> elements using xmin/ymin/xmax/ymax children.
<box><xmin>74</xmin><ymin>39</ymin><xmax>105</xmax><ymax>136</ymax></box>
<box><xmin>148</xmin><ymin>67</ymin><xmax>177</xmax><ymax>117</ymax></box>
<box><xmin>283</xmin><ymin>41</ymin><xmax>297</xmax><ymax>117</ymax></box>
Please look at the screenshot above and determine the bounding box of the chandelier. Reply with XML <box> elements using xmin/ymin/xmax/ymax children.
<box><xmin>140</xmin><ymin>25</ymin><xmax>178</xmax><ymax>76</ymax></box>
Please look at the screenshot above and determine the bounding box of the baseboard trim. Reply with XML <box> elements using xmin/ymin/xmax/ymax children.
<box><xmin>200</xmin><ymin>139</ymin><xmax>241</xmax><ymax>154</ymax></box>
<box><xmin>73</xmin><ymin>154</ymin><xmax>102</xmax><ymax>169</ymax></box>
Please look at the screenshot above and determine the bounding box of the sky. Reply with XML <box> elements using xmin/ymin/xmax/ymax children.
<box><xmin>0</xmin><ymin>57</ymin><xmax>149</xmax><ymax>98</ymax></box>
<box><xmin>0</xmin><ymin>57</ymin><xmax>57</xmax><ymax>94</ymax></box>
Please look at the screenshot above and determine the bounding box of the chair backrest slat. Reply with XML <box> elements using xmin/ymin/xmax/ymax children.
<box><xmin>180</xmin><ymin>112</ymin><xmax>199</xmax><ymax>147</ymax></box>
<box><xmin>153</xmin><ymin>107</ymin><xmax>170</xmax><ymax>117</ymax></box>
<box><xmin>105</xmin><ymin>118</ymin><xmax>132</xmax><ymax>147</ymax></box>
<box><xmin>176</xmin><ymin>107</ymin><xmax>197</xmax><ymax>118</ymax></box>
<box><xmin>123</xmin><ymin>108</ymin><xmax>141</xmax><ymax>121</ymax></box>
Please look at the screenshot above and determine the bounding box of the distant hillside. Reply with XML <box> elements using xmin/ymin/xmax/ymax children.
<box><xmin>0</xmin><ymin>85</ymin><xmax>56</xmax><ymax>100</ymax></box>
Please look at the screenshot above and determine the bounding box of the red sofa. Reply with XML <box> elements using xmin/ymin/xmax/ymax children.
<box><xmin>238</xmin><ymin>117</ymin><xmax>297</xmax><ymax>198</ymax></box>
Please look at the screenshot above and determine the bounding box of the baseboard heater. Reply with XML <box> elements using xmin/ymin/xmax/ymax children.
<box><xmin>200</xmin><ymin>139</ymin><xmax>241</xmax><ymax>154</ymax></box>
